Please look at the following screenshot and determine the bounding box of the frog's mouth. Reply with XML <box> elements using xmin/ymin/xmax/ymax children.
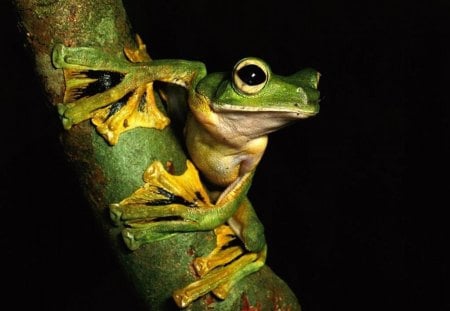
<box><xmin>211</xmin><ymin>102</ymin><xmax>319</xmax><ymax>119</ymax></box>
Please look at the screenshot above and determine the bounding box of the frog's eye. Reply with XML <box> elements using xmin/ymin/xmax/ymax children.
<box><xmin>232</xmin><ymin>58</ymin><xmax>269</xmax><ymax>95</ymax></box>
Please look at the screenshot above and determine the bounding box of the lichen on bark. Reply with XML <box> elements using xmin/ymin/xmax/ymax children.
<box><xmin>13</xmin><ymin>0</ymin><xmax>302</xmax><ymax>309</ymax></box>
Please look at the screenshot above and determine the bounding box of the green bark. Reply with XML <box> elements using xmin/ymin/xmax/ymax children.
<box><xmin>13</xmin><ymin>0</ymin><xmax>301</xmax><ymax>309</ymax></box>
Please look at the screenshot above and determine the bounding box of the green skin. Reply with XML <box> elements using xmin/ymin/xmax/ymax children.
<box><xmin>52</xmin><ymin>44</ymin><xmax>319</xmax><ymax>302</ymax></box>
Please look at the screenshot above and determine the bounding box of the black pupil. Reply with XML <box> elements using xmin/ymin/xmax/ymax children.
<box><xmin>237</xmin><ymin>64</ymin><xmax>266</xmax><ymax>86</ymax></box>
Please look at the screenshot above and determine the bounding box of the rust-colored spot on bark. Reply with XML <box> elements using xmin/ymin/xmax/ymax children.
<box><xmin>203</xmin><ymin>293</ymin><xmax>216</xmax><ymax>307</ymax></box>
<box><xmin>68</xmin><ymin>4</ymin><xmax>79</xmax><ymax>24</ymax></box>
<box><xmin>187</xmin><ymin>246</ymin><xmax>196</xmax><ymax>257</ymax></box>
<box><xmin>241</xmin><ymin>294</ymin><xmax>262</xmax><ymax>311</ymax></box>
<box><xmin>166</xmin><ymin>161</ymin><xmax>175</xmax><ymax>174</ymax></box>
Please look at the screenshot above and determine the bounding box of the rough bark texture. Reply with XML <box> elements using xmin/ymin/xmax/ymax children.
<box><xmin>13</xmin><ymin>0</ymin><xmax>301</xmax><ymax>309</ymax></box>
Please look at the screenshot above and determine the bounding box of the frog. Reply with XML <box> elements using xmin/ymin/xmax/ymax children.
<box><xmin>52</xmin><ymin>36</ymin><xmax>320</xmax><ymax>307</ymax></box>
<box><xmin>172</xmin><ymin>57</ymin><xmax>319</xmax><ymax>306</ymax></box>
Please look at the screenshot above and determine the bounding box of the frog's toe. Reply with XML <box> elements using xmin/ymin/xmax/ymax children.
<box><xmin>122</xmin><ymin>228</ymin><xmax>177</xmax><ymax>250</ymax></box>
<box><xmin>193</xmin><ymin>258</ymin><xmax>210</xmax><ymax>276</ymax></box>
<box><xmin>211</xmin><ymin>284</ymin><xmax>229</xmax><ymax>300</ymax></box>
<box><xmin>172</xmin><ymin>290</ymin><xmax>192</xmax><ymax>309</ymax></box>
<box><xmin>122</xmin><ymin>229</ymin><xmax>141</xmax><ymax>250</ymax></box>
<box><xmin>56</xmin><ymin>104</ymin><xmax>74</xmax><ymax>130</ymax></box>
<box><xmin>109</xmin><ymin>203</ymin><xmax>123</xmax><ymax>225</ymax></box>
<box><xmin>51</xmin><ymin>44</ymin><xmax>65</xmax><ymax>68</ymax></box>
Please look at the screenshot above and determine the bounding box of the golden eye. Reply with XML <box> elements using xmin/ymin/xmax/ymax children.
<box><xmin>232</xmin><ymin>58</ymin><xmax>269</xmax><ymax>95</ymax></box>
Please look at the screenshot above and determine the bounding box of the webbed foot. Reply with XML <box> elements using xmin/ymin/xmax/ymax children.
<box><xmin>173</xmin><ymin>243</ymin><xmax>267</xmax><ymax>308</ymax></box>
<box><xmin>193</xmin><ymin>225</ymin><xmax>243</xmax><ymax>276</ymax></box>
<box><xmin>110</xmin><ymin>160</ymin><xmax>213</xmax><ymax>249</ymax></box>
<box><xmin>52</xmin><ymin>36</ymin><xmax>171</xmax><ymax>144</ymax></box>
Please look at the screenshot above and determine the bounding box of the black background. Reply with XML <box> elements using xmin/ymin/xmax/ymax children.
<box><xmin>1</xmin><ymin>1</ymin><xmax>448</xmax><ymax>310</ymax></box>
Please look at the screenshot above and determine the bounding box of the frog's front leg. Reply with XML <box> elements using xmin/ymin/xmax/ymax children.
<box><xmin>110</xmin><ymin>160</ymin><xmax>253</xmax><ymax>248</ymax></box>
<box><xmin>52</xmin><ymin>42</ymin><xmax>206</xmax><ymax>144</ymax></box>
<box><xmin>112</xmin><ymin>174</ymin><xmax>253</xmax><ymax>250</ymax></box>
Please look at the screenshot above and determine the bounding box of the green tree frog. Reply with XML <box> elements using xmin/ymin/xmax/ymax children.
<box><xmin>52</xmin><ymin>36</ymin><xmax>320</xmax><ymax>307</ymax></box>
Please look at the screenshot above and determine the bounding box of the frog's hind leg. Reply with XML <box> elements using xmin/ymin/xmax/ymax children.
<box><xmin>172</xmin><ymin>245</ymin><xmax>267</xmax><ymax>308</ymax></box>
<box><xmin>193</xmin><ymin>225</ymin><xmax>244</xmax><ymax>276</ymax></box>
<box><xmin>212</xmin><ymin>245</ymin><xmax>267</xmax><ymax>299</ymax></box>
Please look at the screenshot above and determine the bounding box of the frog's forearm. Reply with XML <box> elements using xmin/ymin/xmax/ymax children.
<box><xmin>53</xmin><ymin>44</ymin><xmax>206</xmax><ymax>129</ymax></box>
<box><xmin>120</xmin><ymin>205</ymin><xmax>237</xmax><ymax>251</ymax></box>
<box><xmin>110</xmin><ymin>203</ymin><xmax>188</xmax><ymax>225</ymax></box>
<box><xmin>53</xmin><ymin>44</ymin><xmax>133</xmax><ymax>72</ymax></box>
<box><xmin>60</xmin><ymin>61</ymin><xmax>205</xmax><ymax>127</ymax></box>
<box><xmin>53</xmin><ymin>44</ymin><xmax>206</xmax><ymax>88</ymax></box>
<box><xmin>118</xmin><ymin>199</ymin><xmax>253</xmax><ymax>251</ymax></box>
<box><xmin>115</xmin><ymin>191</ymin><xmax>244</xmax><ymax>232</ymax></box>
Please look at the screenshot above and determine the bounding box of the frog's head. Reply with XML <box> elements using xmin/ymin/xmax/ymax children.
<box><xmin>193</xmin><ymin>57</ymin><xmax>320</xmax><ymax>137</ymax></box>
